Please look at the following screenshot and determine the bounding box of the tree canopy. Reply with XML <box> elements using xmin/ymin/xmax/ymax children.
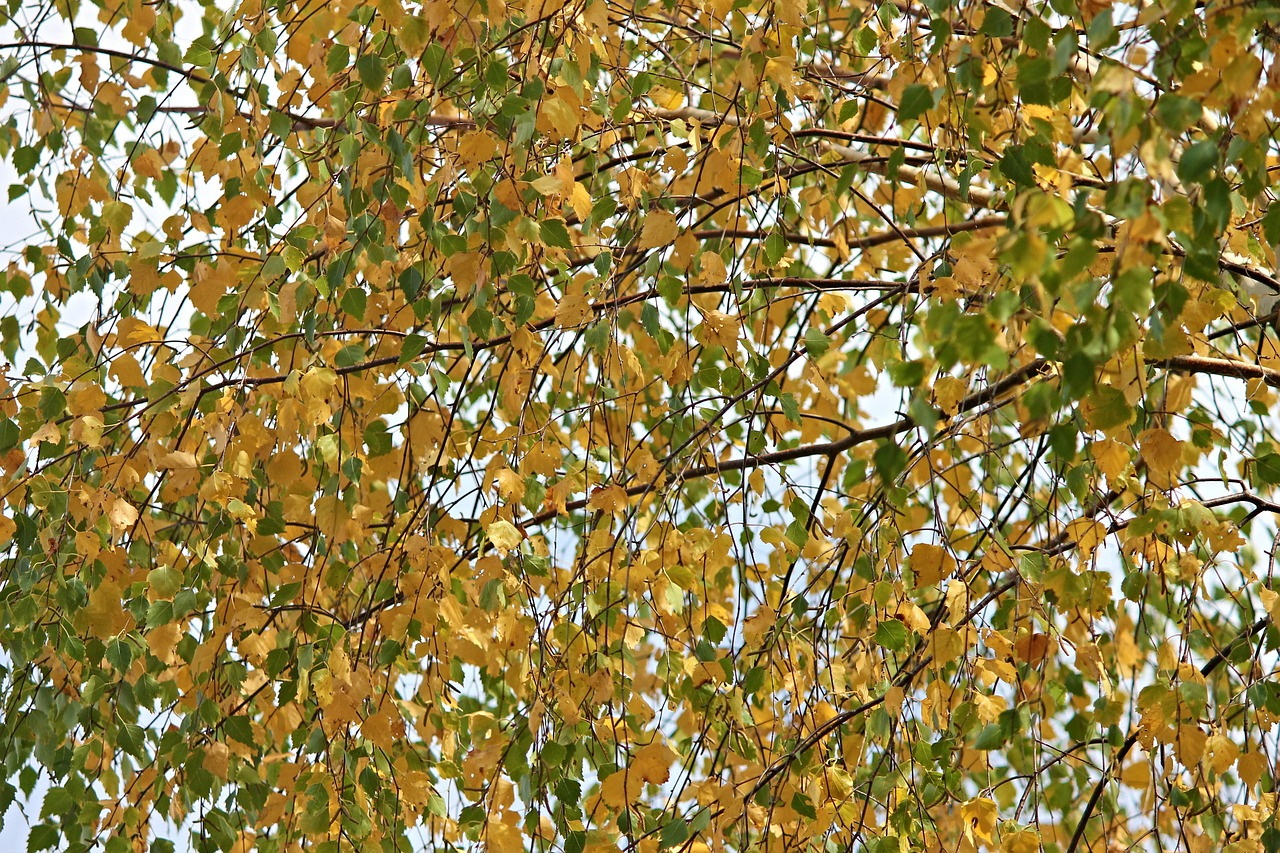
<box><xmin>4</xmin><ymin>0</ymin><xmax>1280</xmax><ymax>851</ymax></box>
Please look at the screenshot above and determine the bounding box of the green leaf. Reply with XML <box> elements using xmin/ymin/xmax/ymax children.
<box><xmin>0</xmin><ymin>418</ymin><xmax>18</xmax><ymax>451</ymax></box>
<box><xmin>742</xmin><ymin>666</ymin><xmax>766</xmax><ymax>695</ymax></box>
<box><xmin>184</xmin><ymin>42</ymin><xmax>215</xmax><ymax>69</ymax></box>
<box><xmin>398</xmin><ymin>333</ymin><xmax>430</xmax><ymax>365</ymax></box>
<box><xmin>779</xmin><ymin>392</ymin><xmax>801</xmax><ymax>424</ymax></box>
<box><xmin>300</xmin><ymin>792</ymin><xmax>332</xmax><ymax>835</ymax></box>
<box><xmin>973</xmin><ymin>723</ymin><xmax>1006</xmax><ymax>750</ymax></box>
<box><xmin>335</xmin><ymin>343</ymin><xmax>366</xmax><ymax>367</ymax></box>
<box><xmin>873</xmin><ymin>441</ymin><xmax>908</xmax><ymax>481</ymax></box>
<box><xmin>1254</xmin><ymin>451</ymin><xmax>1280</xmax><ymax>486</ymax></box>
<box><xmin>340</xmin><ymin>287</ymin><xmax>367</xmax><ymax>320</ymax></box>
<box><xmin>1000</xmin><ymin>145</ymin><xmax>1036</xmax><ymax>187</ymax></box>
<box><xmin>790</xmin><ymin>792</ymin><xmax>817</xmax><ymax>820</ymax></box>
<box><xmin>540</xmin><ymin>219</ymin><xmax>573</xmax><ymax>249</ymax></box>
<box><xmin>262</xmin><ymin>253</ymin><xmax>286</xmax><ymax>279</ymax></box>
<box><xmin>27</xmin><ymin>824</ymin><xmax>60</xmax><ymax>852</ymax></box>
<box><xmin>270</xmin><ymin>581</ymin><xmax>302</xmax><ymax>607</ymax></box>
<box><xmin>326</xmin><ymin>44</ymin><xmax>349</xmax><ymax>76</ymax></box>
<box><xmin>147</xmin><ymin>566</ymin><xmax>183</xmax><ymax>599</ymax></box>
<box><xmin>979</xmin><ymin>7</ymin><xmax>1013</xmax><ymax>36</ymax></box>
<box><xmin>897</xmin><ymin>84</ymin><xmax>937</xmax><ymax>121</ymax></box>
<box><xmin>803</xmin><ymin>327</ymin><xmax>830</xmax><ymax>357</ymax></box>
<box><xmin>339</xmin><ymin>133</ymin><xmax>360</xmax><ymax>167</ymax></box>
<box><xmin>356</xmin><ymin>54</ymin><xmax>387</xmax><ymax>90</ymax></box>
<box><xmin>1087</xmin><ymin>9</ymin><xmax>1116</xmax><ymax>47</ymax></box>
<box><xmin>101</xmin><ymin>200</ymin><xmax>132</xmax><ymax>233</ymax></box>
<box><xmin>116</xmin><ymin>723</ymin><xmax>146</xmax><ymax>757</ymax></box>
<box><xmin>541</xmin><ymin>741</ymin><xmax>566</xmax><ymax>766</ymax></box>
<box><xmin>660</xmin><ymin>819</ymin><xmax>689</xmax><ymax>849</ymax></box>
<box><xmin>564</xmin><ymin>830</ymin><xmax>586</xmax><ymax>853</ymax></box>
<box><xmin>1083</xmin><ymin>385</ymin><xmax>1133</xmax><ymax>431</ymax></box>
<box><xmin>1177</xmin><ymin>140</ymin><xmax>1219</xmax><ymax>184</ymax></box>
<box><xmin>887</xmin><ymin>359</ymin><xmax>924</xmax><ymax>387</ymax></box>
<box><xmin>1156</xmin><ymin>95</ymin><xmax>1203</xmax><ymax>133</ymax></box>
<box><xmin>224</xmin><ymin>716</ymin><xmax>256</xmax><ymax>747</ymax></box>
<box><xmin>12</xmin><ymin>146</ymin><xmax>38</xmax><ymax>175</ymax></box>
<box><xmin>785</xmin><ymin>517</ymin><xmax>809</xmax><ymax>549</ymax></box>
<box><xmin>875</xmin><ymin>619</ymin><xmax>908</xmax><ymax>651</ymax></box>
<box><xmin>764</xmin><ymin>231</ymin><xmax>787</xmax><ymax>265</ymax></box>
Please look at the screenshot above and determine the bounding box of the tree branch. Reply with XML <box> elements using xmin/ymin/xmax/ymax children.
<box><xmin>1064</xmin><ymin>615</ymin><xmax>1270</xmax><ymax>853</ymax></box>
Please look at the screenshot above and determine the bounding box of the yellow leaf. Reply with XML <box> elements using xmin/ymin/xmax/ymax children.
<box><xmin>599</xmin><ymin>767</ymin><xmax>640</xmax><ymax>808</ymax></box>
<box><xmin>329</xmin><ymin>644</ymin><xmax>352</xmax><ymax>684</ymax></box>
<box><xmin>203</xmin><ymin>742</ymin><xmax>229</xmax><ymax>781</ymax></box>
<box><xmin>529</xmin><ymin>174</ymin><xmax>563</xmax><ymax>196</ymax></box>
<box><xmin>158</xmin><ymin>450</ymin><xmax>199</xmax><ymax>469</ymax></box>
<box><xmin>82</xmin><ymin>579</ymin><xmax>129</xmax><ymax>637</ymax></box>
<box><xmin>1261</xmin><ymin>588</ymin><xmax>1280</xmax><ymax>622</ymax></box>
<box><xmin>648</xmin><ymin>85</ymin><xmax>683</xmax><ymax>110</ymax></box>
<box><xmin>1126</xmin><ymin>210</ymin><xmax>1165</xmax><ymax>246</ymax></box>
<box><xmin>1066</xmin><ymin>517</ymin><xmax>1106</xmax><ymax>556</ymax></box>
<box><xmin>1205</xmin><ymin>733</ymin><xmax>1240</xmax><ymax>775</ymax></box>
<box><xmin>494</xmin><ymin>468</ymin><xmax>526</xmax><ymax>502</ymax></box>
<box><xmin>30</xmin><ymin>422</ymin><xmax>60</xmax><ymax>445</ymax></box>
<box><xmin>883</xmin><ymin>685</ymin><xmax>904</xmax><ymax>717</ymax></box>
<box><xmin>633</xmin><ymin>740</ymin><xmax>676</xmax><ymax>784</ymax></box>
<box><xmin>1090</xmin><ymin>438</ymin><xmax>1131</xmax><ymax>482</ymax></box>
<box><xmin>75</xmin><ymin>531</ymin><xmax>100</xmax><ymax>560</ymax></box>
<box><xmin>1121</xmin><ymin>757</ymin><xmax>1152</xmax><ymax>788</ymax></box>
<box><xmin>396</xmin><ymin>15</ymin><xmax>430</xmax><ymax>55</ymax></box>
<box><xmin>487</xmin><ymin>520</ymin><xmax>524</xmax><ymax>554</ymax></box>
<box><xmin>627</xmin><ymin>694</ymin><xmax>654</xmax><ymax>723</ymax></box>
<box><xmin>586</xmin><ymin>484</ymin><xmax>627</xmax><ymax>514</ymax></box>
<box><xmin>77</xmin><ymin>54</ymin><xmax>100</xmax><ymax>93</ymax></box>
<box><xmin>933</xmin><ymin>376</ymin><xmax>967</xmax><ymax>416</ymax></box>
<box><xmin>361</xmin><ymin>707</ymin><xmax>400</xmax><ymax>752</ymax></box>
<box><xmin>525</xmin><ymin>0</ymin><xmax>568</xmax><ymax>20</ymax></box>
<box><xmin>973</xmin><ymin>692</ymin><xmax>1007</xmax><ymax>724</ymax></box>
<box><xmin>109</xmin><ymin>497</ymin><xmax>139</xmax><ymax>530</ymax></box>
<box><xmin>1137</xmin><ymin>427</ymin><xmax>1184</xmax><ymax>477</ymax></box>
<box><xmin>975</xmin><ymin>657</ymin><xmax>1017</xmax><ymax>686</ymax></box>
<box><xmin>189</xmin><ymin>260</ymin><xmax>231</xmax><ymax>318</ymax></box>
<box><xmin>544</xmin><ymin>478</ymin><xmax>574</xmax><ymax>514</ymax></box>
<box><xmin>400</xmin><ymin>769</ymin><xmax>434</xmax><ymax>807</ymax></box>
<box><xmin>961</xmin><ymin>797</ymin><xmax>998</xmax><ymax>843</ymax></box>
<box><xmin>910</xmin><ymin>543</ymin><xmax>954</xmax><ymax>587</ymax></box>
<box><xmin>118</xmin><ymin>317</ymin><xmax>163</xmax><ymax>347</ymax></box>
<box><xmin>146</xmin><ymin>623</ymin><xmax>181</xmax><ymax>664</ymax></box>
<box><xmin>220</xmin><ymin>193</ymin><xmax>258</xmax><ymax>232</ymax></box>
<box><xmin>824</xmin><ymin>765</ymin><xmax>854</xmax><ymax>800</ymax></box>
<box><xmin>700</xmin><ymin>251</ymin><xmax>727</xmax><ymax>285</ymax></box>
<box><xmin>1175</xmin><ymin>724</ymin><xmax>1207</xmax><ymax>767</ymax></box>
<box><xmin>1001</xmin><ymin>829</ymin><xmax>1041</xmax><ymax>853</ymax></box>
<box><xmin>1239</xmin><ymin>751</ymin><xmax>1267</xmax><ymax>788</ymax></box>
<box><xmin>1013</xmin><ymin>632</ymin><xmax>1052</xmax><ymax>664</ymax></box>
<box><xmin>300</xmin><ymin>367</ymin><xmax>338</xmax><ymax>401</ymax></box>
<box><xmin>570</xmin><ymin>182</ymin><xmax>592</xmax><ymax>221</ymax></box>
<box><xmin>539</xmin><ymin>92</ymin><xmax>580</xmax><ymax>140</ymax></box>
<box><xmin>896</xmin><ymin>601</ymin><xmax>930</xmax><ymax>633</ymax></box>
<box><xmin>555</xmin><ymin>289</ymin><xmax>592</xmax><ymax>329</ymax></box>
<box><xmin>638</xmin><ymin>210</ymin><xmax>679</xmax><ymax>249</ymax></box>
<box><xmin>73</xmin><ymin>415</ymin><xmax>104</xmax><ymax>447</ymax></box>
<box><xmin>689</xmin><ymin>659</ymin><xmax>727</xmax><ymax>686</ymax></box>
<box><xmin>695</xmin><ymin>309</ymin><xmax>739</xmax><ymax>349</ymax></box>
<box><xmin>458</xmin><ymin>130</ymin><xmax>499</xmax><ymax>171</ymax></box>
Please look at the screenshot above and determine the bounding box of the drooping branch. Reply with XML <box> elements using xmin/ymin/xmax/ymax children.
<box><xmin>1064</xmin><ymin>614</ymin><xmax>1272</xmax><ymax>853</ymax></box>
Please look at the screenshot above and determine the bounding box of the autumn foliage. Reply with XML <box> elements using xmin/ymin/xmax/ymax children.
<box><xmin>4</xmin><ymin>0</ymin><xmax>1280</xmax><ymax>851</ymax></box>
